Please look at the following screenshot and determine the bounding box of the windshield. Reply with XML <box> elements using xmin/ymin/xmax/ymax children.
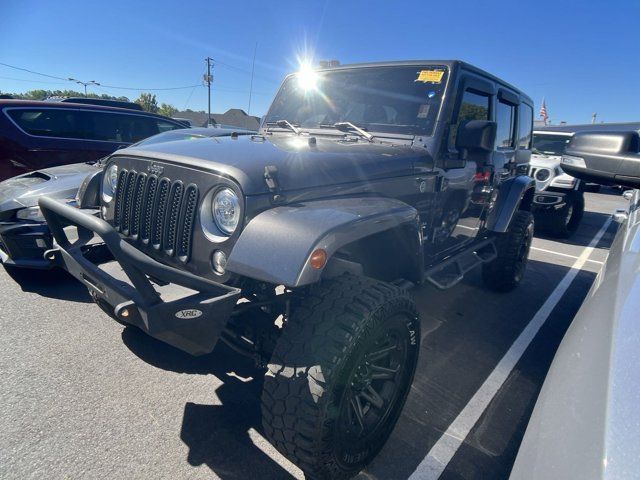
<box><xmin>264</xmin><ymin>65</ymin><xmax>449</xmax><ymax>136</ymax></box>
<box><xmin>532</xmin><ymin>133</ymin><xmax>572</xmax><ymax>155</ymax></box>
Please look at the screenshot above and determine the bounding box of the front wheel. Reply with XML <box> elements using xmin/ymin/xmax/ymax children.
<box><xmin>482</xmin><ymin>210</ymin><xmax>534</xmax><ymax>292</ymax></box>
<box><xmin>261</xmin><ymin>274</ymin><xmax>420</xmax><ymax>480</ymax></box>
<box><xmin>547</xmin><ymin>192</ymin><xmax>584</xmax><ymax>238</ymax></box>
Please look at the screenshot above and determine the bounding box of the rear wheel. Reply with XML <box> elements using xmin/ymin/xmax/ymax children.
<box><xmin>261</xmin><ymin>274</ymin><xmax>420</xmax><ymax>480</ymax></box>
<box><xmin>483</xmin><ymin>210</ymin><xmax>534</xmax><ymax>292</ymax></box>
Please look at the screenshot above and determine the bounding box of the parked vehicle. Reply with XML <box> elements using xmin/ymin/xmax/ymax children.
<box><xmin>0</xmin><ymin>127</ymin><xmax>254</xmax><ymax>273</ymax></box>
<box><xmin>530</xmin><ymin>129</ymin><xmax>585</xmax><ymax>237</ymax></box>
<box><xmin>0</xmin><ymin>99</ymin><xmax>185</xmax><ymax>180</ymax></box>
<box><xmin>39</xmin><ymin>60</ymin><xmax>536</xmax><ymax>480</ymax></box>
<box><xmin>511</xmin><ymin>130</ymin><xmax>640</xmax><ymax>480</ymax></box>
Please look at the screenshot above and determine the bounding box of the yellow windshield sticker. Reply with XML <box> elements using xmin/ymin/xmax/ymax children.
<box><xmin>415</xmin><ymin>70</ymin><xmax>445</xmax><ymax>83</ymax></box>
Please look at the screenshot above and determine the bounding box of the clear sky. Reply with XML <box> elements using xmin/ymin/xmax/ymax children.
<box><xmin>1</xmin><ymin>0</ymin><xmax>638</xmax><ymax>124</ymax></box>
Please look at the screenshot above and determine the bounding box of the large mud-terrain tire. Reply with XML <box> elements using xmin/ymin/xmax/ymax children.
<box><xmin>261</xmin><ymin>274</ymin><xmax>420</xmax><ymax>480</ymax></box>
<box><xmin>483</xmin><ymin>210</ymin><xmax>534</xmax><ymax>292</ymax></box>
<box><xmin>546</xmin><ymin>191</ymin><xmax>584</xmax><ymax>238</ymax></box>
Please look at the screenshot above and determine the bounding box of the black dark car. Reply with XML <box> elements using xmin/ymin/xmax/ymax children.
<box><xmin>39</xmin><ymin>60</ymin><xmax>536</xmax><ymax>480</ymax></box>
<box><xmin>0</xmin><ymin>100</ymin><xmax>185</xmax><ymax>180</ymax></box>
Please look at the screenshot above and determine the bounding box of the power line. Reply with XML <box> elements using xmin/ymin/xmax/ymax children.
<box><xmin>0</xmin><ymin>61</ymin><xmax>201</xmax><ymax>92</ymax></box>
<box><xmin>0</xmin><ymin>61</ymin><xmax>68</xmax><ymax>80</ymax></box>
<box><xmin>97</xmin><ymin>83</ymin><xmax>202</xmax><ymax>91</ymax></box>
<box><xmin>0</xmin><ymin>75</ymin><xmax>69</xmax><ymax>85</ymax></box>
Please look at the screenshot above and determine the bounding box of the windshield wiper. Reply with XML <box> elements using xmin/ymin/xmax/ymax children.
<box><xmin>330</xmin><ymin>122</ymin><xmax>374</xmax><ymax>142</ymax></box>
<box><xmin>265</xmin><ymin>119</ymin><xmax>301</xmax><ymax>135</ymax></box>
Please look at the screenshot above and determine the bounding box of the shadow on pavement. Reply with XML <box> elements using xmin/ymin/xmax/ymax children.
<box><xmin>121</xmin><ymin>327</ymin><xmax>296</xmax><ymax>480</ymax></box>
<box><xmin>3</xmin><ymin>265</ymin><xmax>92</xmax><ymax>303</ymax></box>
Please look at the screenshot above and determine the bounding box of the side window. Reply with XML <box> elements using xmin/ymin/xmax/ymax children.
<box><xmin>518</xmin><ymin>104</ymin><xmax>533</xmax><ymax>149</ymax></box>
<box><xmin>7</xmin><ymin>108</ymin><xmax>85</xmax><ymax>139</ymax></box>
<box><xmin>450</xmin><ymin>90</ymin><xmax>490</xmax><ymax>148</ymax></box>
<box><xmin>495</xmin><ymin>100</ymin><xmax>515</xmax><ymax>149</ymax></box>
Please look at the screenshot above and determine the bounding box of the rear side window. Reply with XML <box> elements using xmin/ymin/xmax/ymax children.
<box><xmin>495</xmin><ymin>100</ymin><xmax>515</xmax><ymax>149</ymax></box>
<box><xmin>518</xmin><ymin>104</ymin><xmax>533</xmax><ymax>149</ymax></box>
<box><xmin>6</xmin><ymin>108</ymin><xmax>83</xmax><ymax>139</ymax></box>
<box><xmin>450</xmin><ymin>90</ymin><xmax>490</xmax><ymax>147</ymax></box>
<box><xmin>6</xmin><ymin>108</ymin><xmax>181</xmax><ymax>143</ymax></box>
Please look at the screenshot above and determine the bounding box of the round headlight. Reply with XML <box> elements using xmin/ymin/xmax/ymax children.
<box><xmin>212</xmin><ymin>188</ymin><xmax>240</xmax><ymax>235</ymax></box>
<box><xmin>102</xmin><ymin>164</ymin><xmax>118</xmax><ymax>202</ymax></box>
<box><xmin>535</xmin><ymin>168</ymin><xmax>551</xmax><ymax>182</ymax></box>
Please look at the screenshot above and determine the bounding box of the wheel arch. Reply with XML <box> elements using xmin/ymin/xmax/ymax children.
<box><xmin>486</xmin><ymin>175</ymin><xmax>536</xmax><ymax>233</ymax></box>
<box><xmin>226</xmin><ymin>197</ymin><xmax>422</xmax><ymax>287</ymax></box>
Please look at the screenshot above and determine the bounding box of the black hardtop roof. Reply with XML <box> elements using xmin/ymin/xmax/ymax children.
<box><xmin>535</xmin><ymin>122</ymin><xmax>640</xmax><ymax>134</ymax></box>
<box><xmin>311</xmin><ymin>59</ymin><xmax>533</xmax><ymax>105</ymax></box>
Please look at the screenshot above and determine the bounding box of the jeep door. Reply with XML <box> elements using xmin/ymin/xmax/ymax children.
<box><xmin>431</xmin><ymin>75</ymin><xmax>494</xmax><ymax>255</ymax></box>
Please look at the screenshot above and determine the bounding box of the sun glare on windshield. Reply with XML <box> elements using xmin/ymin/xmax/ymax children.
<box><xmin>296</xmin><ymin>61</ymin><xmax>319</xmax><ymax>91</ymax></box>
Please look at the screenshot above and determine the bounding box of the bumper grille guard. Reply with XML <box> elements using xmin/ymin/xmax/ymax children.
<box><xmin>38</xmin><ymin>196</ymin><xmax>240</xmax><ymax>356</ymax></box>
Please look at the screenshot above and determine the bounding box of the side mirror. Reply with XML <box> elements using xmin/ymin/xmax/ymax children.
<box><xmin>562</xmin><ymin>131</ymin><xmax>640</xmax><ymax>189</ymax></box>
<box><xmin>455</xmin><ymin>120</ymin><xmax>497</xmax><ymax>165</ymax></box>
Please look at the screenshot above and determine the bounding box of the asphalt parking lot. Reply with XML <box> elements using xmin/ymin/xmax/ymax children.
<box><xmin>0</xmin><ymin>188</ymin><xmax>626</xmax><ymax>480</ymax></box>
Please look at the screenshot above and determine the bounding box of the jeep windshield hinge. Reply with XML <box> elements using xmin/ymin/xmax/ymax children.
<box><xmin>264</xmin><ymin>165</ymin><xmax>286</xmax><ymax>203</ymax></box>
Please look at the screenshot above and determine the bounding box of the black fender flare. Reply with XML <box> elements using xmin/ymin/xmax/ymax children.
<box><xmin>226</xmin><ymin>197</ymin><xmax>421</xmax><ymax>287</ymax></box>
<box><xmin>486</xmin><ymin>175</ymin><xmax>535</xmax><ymax>233</ymax></box>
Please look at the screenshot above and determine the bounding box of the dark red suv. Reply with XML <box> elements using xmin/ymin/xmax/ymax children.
<box><xmin>0</xmin><ymin>100</ymin><xmax>185</xmax><ymax>180</ymax></box>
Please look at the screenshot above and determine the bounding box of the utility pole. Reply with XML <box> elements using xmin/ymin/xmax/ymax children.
<box><xmin>204</xmin><ymin>57</ymin><xmax>214</xmax><ymax>127</ymax></box>
<box><xmin>247</xmin><ymin>42</ymin><xmax>257</xmax><ymax>115</ymax></box>
<box><xmin>68</xmin><ymin>78</ymin><xmax>100</xmax><ymax>96</ymax></box>
<box><xmin>592</xmin><ymin>112</ymin><xmax>597</xmax><ymax>124</ymax></box>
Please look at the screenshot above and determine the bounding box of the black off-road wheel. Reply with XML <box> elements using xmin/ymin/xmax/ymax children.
<box><xmin>547</xmin><ymin>192</ymin><xmax>584</xmax><ymax>238</ymax></box>
<box><xmin>261</xmin><ymin>274</ymin><xmax>420</xmax><ymax>480</ymax></box>
<box><xmin>482</xmin><ymin>210</ymin><xmax>534</xmax><ymax>292</ymax></box>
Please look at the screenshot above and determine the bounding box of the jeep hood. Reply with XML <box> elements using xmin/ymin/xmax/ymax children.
<box><xmin>119</xmin><ymin>134</ymin><xmax>430</xmax><ymax>195</ymax></box>
<box><xmin>0</xmin><ymin>162</ymin><xmax>98</xmax><ymax>212</ymax></box>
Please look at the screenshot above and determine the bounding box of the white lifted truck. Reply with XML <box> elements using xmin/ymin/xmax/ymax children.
<box><xmin>530</xmin><ymin>129</ymin><xmax>584</xmax><ymax>237</ymax></box>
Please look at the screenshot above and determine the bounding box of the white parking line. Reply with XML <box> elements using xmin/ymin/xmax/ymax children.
<box><xmin>530</xmin><ymin>246</ymin><xmax>604</xmax><ymax>264</ymax></box>
<box><xmin>408</xmin><ymin>217</ymin><xmax>613</xmax><ymax>480</ymax></box>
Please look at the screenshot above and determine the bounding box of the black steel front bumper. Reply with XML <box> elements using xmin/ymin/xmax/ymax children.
<box><xmin>39</xmin><ymin>196</ymin><xmax>241</xmax><ymax>356</ymax></box>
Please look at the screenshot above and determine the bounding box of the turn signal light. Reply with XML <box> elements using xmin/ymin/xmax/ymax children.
<box><xmin>309</xmin><ymin>249</ymin><xmax>327</xmax><ymax>269</ymax></box>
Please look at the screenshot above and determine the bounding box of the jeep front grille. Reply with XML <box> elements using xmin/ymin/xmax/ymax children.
<box><xmin>113</xmin><ymin>169</ymin><xmax>199</xmax><ymax>262</ymax></box>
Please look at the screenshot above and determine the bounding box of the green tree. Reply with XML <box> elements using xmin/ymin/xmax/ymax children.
<box><xmin>158</xmin><ymin>103</ymin><xmax>178</xmax><ymax>118</ymax></box>
<box><xmin>135</xmin><ymin>92</ymin><xmax>158</xmax><ymax>113</ymax></box>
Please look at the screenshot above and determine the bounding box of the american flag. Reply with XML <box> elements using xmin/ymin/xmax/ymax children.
<box><xmin>539</xmin><ymin>99</ymin><xmax>549</xmax><ymax>124</ymax></box>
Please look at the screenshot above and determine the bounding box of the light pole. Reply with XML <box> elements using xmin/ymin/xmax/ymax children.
<box><xmin>204</xmin><ymin>58</ymin><xmax>213</xmax><ymax>126</ymax></box>
<box><xmin>68</xmin><ymin>78</ymin><xmax>100</xmax><ymax>96</ymax></box>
